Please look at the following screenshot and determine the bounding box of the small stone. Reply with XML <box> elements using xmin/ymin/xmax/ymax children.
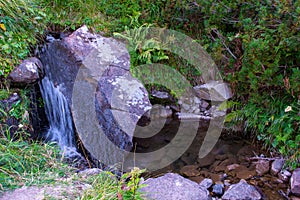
<box><xmin>271</xmin><ymin>159</ymin><xmax>285</xmax><ymax>175</ymax></box>
<box><xmin>180</xmin><ymin>165</ymin><xmax>200</xmax><ymax>177</ymax></box>
<box><xmin>291</xmin><ymin>168</ymin><xmax>300</xmax><ymax>197</ymax></box>
<box><xmin>279</xmin><ymin>170</ymin><xmax>292</xmax><ymax>182</ymax></box>
<box><xmin>201</xmin><ymin>101</ymin><xmax>210</xmax><ymax>109</ymax></box>
<box><xmin>209</xmin><ymin>173</ymin><xmax>222</xmax><ymax>183</ymax></box>
<box><xmin>224</xmin><ymin>179</ymin><xmax>231</xmax><ymax>187</ymax></box>
<box><xmin>198</xmin><ymin>154</ymin><xmax>215</xmax><ymax>168</ymax></box>
<box><xmin>181</xmin><ymin>103</ymin><xmax>190</xmax><ymax>111</ymax></box>
<box><xmin>194</xmin><ymin>108</ymin><xmax>200</xmax><ymax>114</ymax></box>
<box><xmin>215</xmin><ymin>165</ymin><xmax>226</xmax><ymax>172</ymax></box>
<box><xmin>255</xmin><ymin>160</ymin><xmax>270</xmax><ymax>175</ymax></box>
<box><xmin>236</xmin><ymin>169</ymin><xmax>256</xmax><ymax>180</ymax></box>
<box><xmin>189</xmin><ymin>176</ymin><xmax>205</xmax><ymax>183</ymax></box>
<box><xmin>78</xmin><ymin>168</ymin><xmax>102</xmax><ymax>176</ymax></box>
<box><xmin>226</xmin><ymin>164</ymin><xmax>241</xmax><ymax>172</ymax></box>
<box><xmin>199</xmin><ymin>178</ymin><xmax>213</xmax><ymax>189</ymax></box>
<box><xmin>212</xmin><ymin>183</ymin><xmax>224</xmax><ymax>197</ymax></box>
<box><xmin>194</xmin><ymin>97</ymin><xmax>201</xmax><ymax>104</ymax></box>
<box><xmin>215</xmin><ymin>154</ymin><xmax>228</xmax><ymax>161</ymax></box>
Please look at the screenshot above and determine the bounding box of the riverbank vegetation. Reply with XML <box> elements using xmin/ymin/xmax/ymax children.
<box><xmin>0</xmin><ymin>0</ymin><xmax>299</xmax><ymax>196</ymax></box>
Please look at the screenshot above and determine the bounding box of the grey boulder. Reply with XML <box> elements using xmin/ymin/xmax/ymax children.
<box><xmin>140</xmin><ymin>173</ymin><xmax>210</xmax><ymax>200</ymax></box>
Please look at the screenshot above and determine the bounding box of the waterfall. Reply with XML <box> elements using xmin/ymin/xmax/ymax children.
<box><xmin>39</xmin><ymin>76</ymin><xmax>80</xmax><ymax>158</ymax></box>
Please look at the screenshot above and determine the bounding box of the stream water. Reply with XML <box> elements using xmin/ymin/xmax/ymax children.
<box><xmin>39</xmin><ymin>76</ymin><xmax>81</xmax><ymax>158</ymax></box>
<box><xmin>38</xmin><ymin>75</ymin><xmax>287</xmax><ymax>199</ymax></box>
<box><xmin>134</xmin><ymin>118</ymin><xmax>288</xmax><ymax>199</ymax></box>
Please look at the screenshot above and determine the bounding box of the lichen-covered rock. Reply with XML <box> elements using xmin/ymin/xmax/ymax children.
<box><xmin>140</xmin><ymin>173</ymin><xmax>210</xmax><ymax>200</ymax></box>
<box><xmin>8</xmin><ymin>57</ymin><xmax>44</xmax><ymax>86</ymax></box>
<box><xmin>193</xmin><ymin>80</ymin><xmax>232</xmax><ymax>101</ymax></box>
<box><xmin>40</xmin><ymin>25</ymin><xmax>151</xmax><ymax>165</ymax></box>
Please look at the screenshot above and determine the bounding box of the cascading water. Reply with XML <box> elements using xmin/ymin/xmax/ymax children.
<box><xmin>39</xmin><ymin>76</ymin><xmax>81</xmax><ymax>158</ymax></box>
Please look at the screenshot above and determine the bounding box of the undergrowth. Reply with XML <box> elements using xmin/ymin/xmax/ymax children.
<box><xmin>0</xmin><ymin>0</ymin><xmax>299</xmax><ymax>183</ymax></box>
<box><xmin>0</xmin><ymin>135</ymin><xmax>72</xmax><ymax>191</ymax></box>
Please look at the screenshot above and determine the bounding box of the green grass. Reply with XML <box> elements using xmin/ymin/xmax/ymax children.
<box><xmin>81</xmin><ymin>168</ymin><xmax>145</xmax><ymax>200</ymax></box>
<box><xmin>0</xmin><ymin>136</ymin><xmax>72</xmax><ymax>191</ymax></box>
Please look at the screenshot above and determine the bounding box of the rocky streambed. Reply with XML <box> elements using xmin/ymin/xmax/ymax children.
<box><xmin>136</xmin><ymin>118</ymin><xmax>300</xmax><ymax>200</ymax></box>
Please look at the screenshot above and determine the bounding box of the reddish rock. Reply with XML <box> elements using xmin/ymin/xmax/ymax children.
<box><xmin>197</xmin><ymin>154</ymin><xmax>215</xmax><ymax>168</ymax></box>
<box><xmin>226</xmin><ymin>164</ymin><xmax>241</xmax><ymax>172</ymax></box>
<box><xmin>215</xmin><ymin>165</ymin><xmax>226</xmax><ymax>172</ymax></box>
<box><xmin>189</xmin><ymin>176</ymin><xmax>205</xmax><ymax>183</ymax></box>
<box><xmin>255</xmin><ymin>160</ymin><xmax>270</xmax><ymax>175</ymax></box>
<box><xmin>8</xmin><ymin>57</ymin><xmax>44</xmax><ymax>86</ymax></box>
<box><xmin>236</xmin><ymin>169</ymin><xmax>256</xmax><ymax>180</ymax></box>
<box><xmin>209</xmin><ymin>173</ymin><xmax>222</xmax><ymax>182</ymax></box>
<box><xmin>215</xmin><ymin>154</ymin><xmax>228</xmax><ymax>161</ymax></box>
<box><xmin>180</xmin><ymin>165</ymin><xmax>200</xmax><ymax>177</ymax></box>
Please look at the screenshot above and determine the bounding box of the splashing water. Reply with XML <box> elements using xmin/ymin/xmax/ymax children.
<box><xmin>39</xmin><ymin>76</ymin><xmax>81</xmax><ymax>158</ymax></box>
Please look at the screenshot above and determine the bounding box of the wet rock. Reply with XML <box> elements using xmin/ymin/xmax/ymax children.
<box><xmin>237</xmin><ymin>145</ymin><xmax>253</xmax><ymax>157</ymax></box>
<box><xmin>8</xmin><ymin>57</ymin><xmax>44</xmax><ymax>86</ymax></box>
<box><xmin>212</xmin><ymin>183</ymin><xmax>224</xmax><ymax>197</ymax></box>
<box><xmin>189</xmin><ymin>176</ymin><xmax>205</xmax><ymax>183</ymax></box>
<box><xmin>291</xmin><ymin>168</ymin><xmax>300</xmax><ymax>197</ymax></box>
<box><xmin>271</xmin><ymin>159</ymin><xmax>284</xmax><ymax>175</ymax></box>
<box><xmin>40</xmin><ymin>25</ymin><xmax>152</xmax><ymax>164</ymax></box>
<box><xmin>222</xmin><ymin>179</ymin><xmax>262</xmax><ymax>200</ymax></box>
<box><xmin>209</xmin><ymin>173</ymin><xmax>222</xmax><ymax>182</ymax></box>
<box><xmin>226</xmin><ymin>164</ymin><xmax>241</xmax><ymax>172</ymax></box>
<box><xmin>199</xmin><ymin>178</ymin><xmax>213</xmax><ymax>189</ymax></box>
<box><xmin>215</xmin><ymin>154</ymin><xmax>228</xmax><ymax>161</ymax></box>
<box><xmin>140</xmin><ymin>173</ymin><xmax>210</xmax><ymax>200</ymax></box>
<box><xmin>279</xmin><ymin>170</ymin><xmax>292</xmax><ymax>182</ymax></box>
<box><xmin>236</xmin><ymin>168</ymin><xmax>256</xmax><ymax>180</ymax></box>
<box><xmin>176</xmin><ymin>112</ymin><xmax>211</xmax><ymax>120</ymax></box>
<box><xmin>151</xmin><ymin>90</ymin><xmax>171</xmax><ymax>100</ymax></box>
<box><xmin>193</xmin><ymin>81</ymin><xmax>232</xmax><ymax>101</ymax></box>
<box><xmin>215</xmin><ymin>165</ymin><xmax>226</xmax><ymax>172</ymax></box>
<box><xmin>198</xmin><ymin>154</ymin><xmax>216</xmax><ymax>167</ymax></box>
<box><xmin>180</xmin><ymin>165</ymin><xmax>200</xmax><ymax>177</ymax></box>
<box><xmin>255</xmin><ymin>160</ymin><xmax>270</xmax><ymax>175</ymax></box>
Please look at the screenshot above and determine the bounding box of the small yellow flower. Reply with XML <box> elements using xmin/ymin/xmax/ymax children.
<box><xmin>18</xmin><ymin>124</ymin><xmax>24</xmax><ymax>128</ymax></box>
<box><xmin>285</xmin><ymin>106</ymin><xmax>292</xmax><ymax>112</ymax></box>
<box><xmin>0</xmin><ymin>23</ymin><xmax>6</xmax><ymax>31</ymax></box>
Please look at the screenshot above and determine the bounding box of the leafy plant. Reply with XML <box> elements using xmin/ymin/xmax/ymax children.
<box><xmin>81</xmin><ymin>167</ymin><xmax>145</xmax><ymax>200</ymax></box>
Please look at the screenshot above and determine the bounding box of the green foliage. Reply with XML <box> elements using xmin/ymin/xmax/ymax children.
<box><xmin>190</xmin><ymin>0</ymin><xmax>300</xmax><ymax>166</ymax></box>
<box><xmin>225</xmin><ymin>99</ymin><xmax>300</xmax><ymax>169</ymax></box>
<box><xmin>81</xmin><ymin>167</ymin><xmax>145</xmax><ymax>200</ymax></box>
<box><xmin>0</xmin><ymin>0</ymin><xmax>46</xmax><ymax>76</ymax></box>
<box><xmin>0</xmin><ymin>89</ymin><xmax>31</xmax><ymax>137</ymax></box>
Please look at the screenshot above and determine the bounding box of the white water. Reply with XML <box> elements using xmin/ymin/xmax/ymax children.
<box><xmin>39</xmin><ymin>76</ymin><xmax>80</xmax><ymax>158</ymax></box>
